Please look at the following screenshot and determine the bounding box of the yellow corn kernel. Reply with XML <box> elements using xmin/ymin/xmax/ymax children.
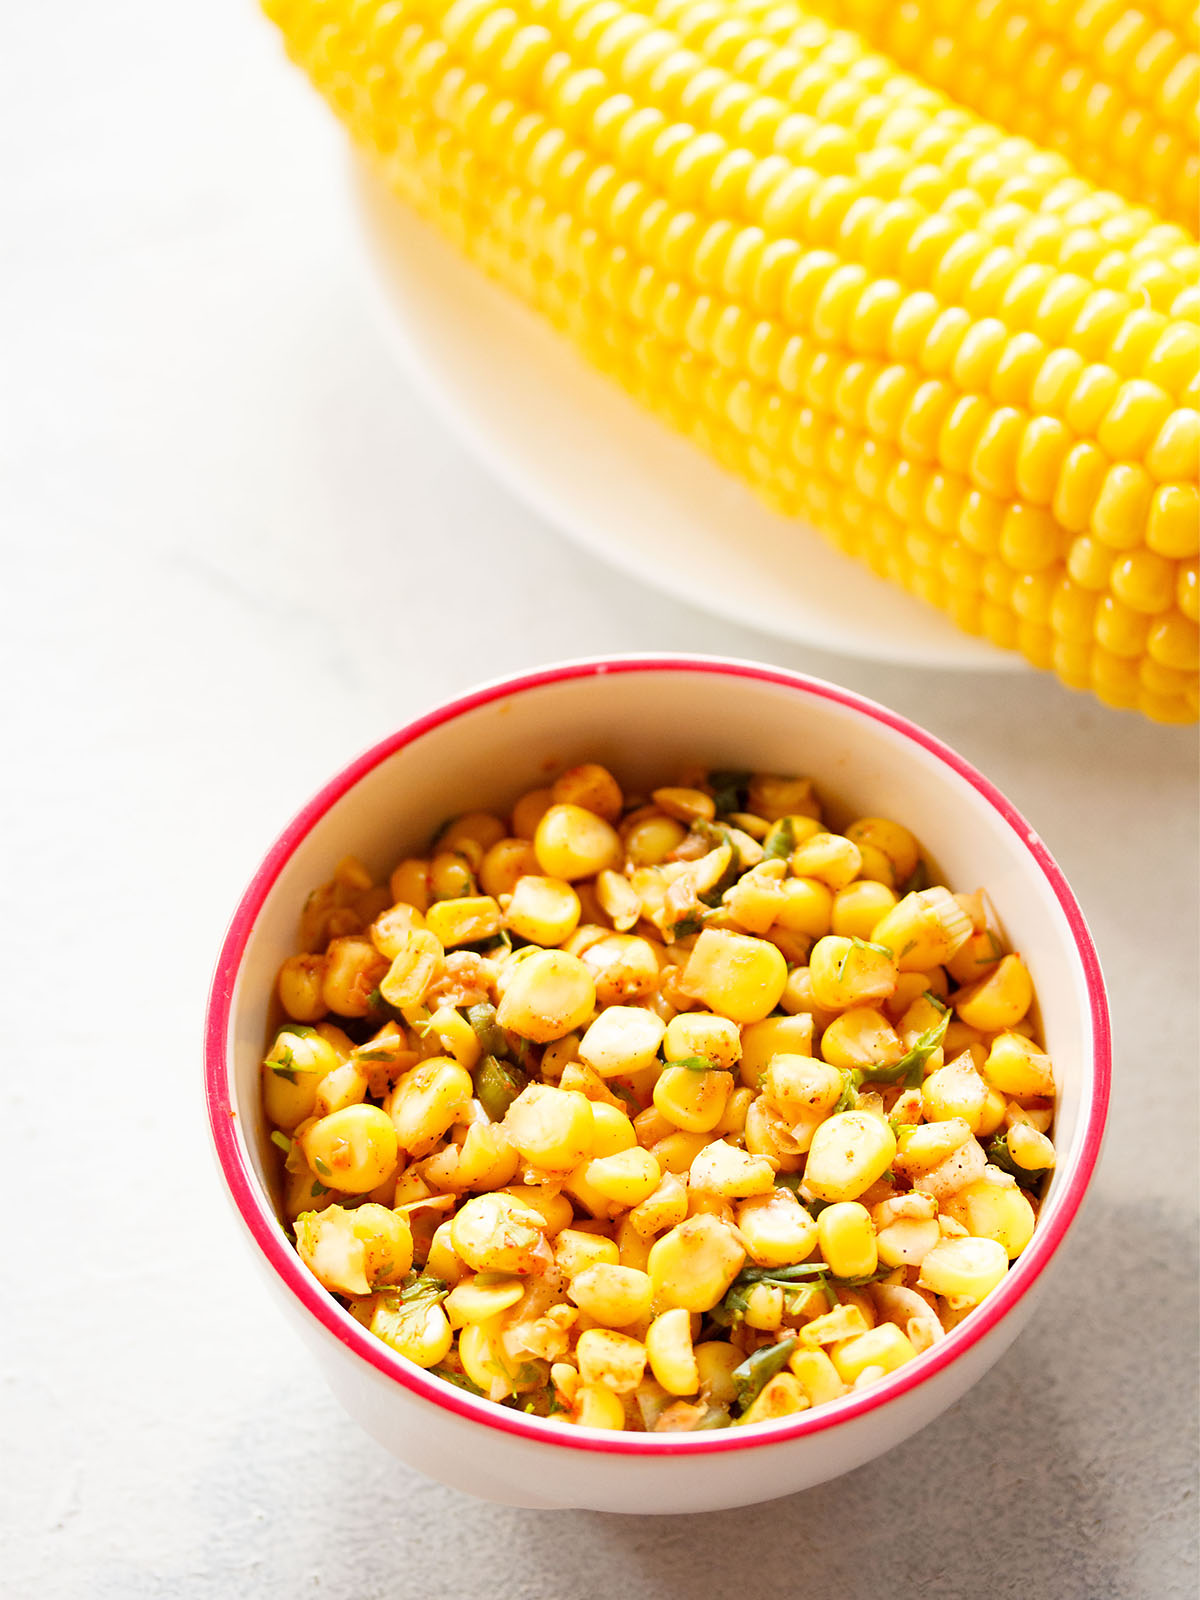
<box><xmin>295</xmin><ymin>1203</ymin><xmax>413</xmax><ymax>1297</ymax></box>
<box><xmin>778</xmin><ymin>967</ymin><xmax>839</xmax><ymax>1028</ymax></box>
<box><xmin>578</xmin><ymin>1005</ymin><xmax>666</xmax><ymax>1077</ymax></box>
<box><xmin>735</xmin><ymin>1188</ymin><xmax>819</xmax><ymax>1268</ymax></box>
<box><xmin>803</xmin><ymin>1112</ymin><xmax>898</xmax><ymax>1203</ymax></box>
<box><xmin>437</xmin><ymin>812</ymin><xmax>507</xmax><ymax>857</ymax></box>
<box><xmin>594</xmin><ymin>868</ymin><xmax>641</xmax><ymax>932</ymax></box>
<box><xmin>742</xmin><ymin>1097</ymin><xmax>806</xmax><ymax>1170</ymax></box>
<box><xmin>974</xmin><ymin>1082</ymin><xmax>1008</xmax><ymax>1137</ymax></box>
<box><xmin>954</xmin><ymin>954</ymin><xmax>1034</xmax><ymax>1031</ymax></box>
<box><xmin>746</xmin><ymin>775</ymin><xmax>819</xmax><ymax>824</ymax></box>
<box><xmin>652</xmin><ymin>786</ymin><xmax>716</xmax><ymax>823</ymax></box>
<box><xmin>388</xmin><ymin>1058</ymin><xmax>472</xmax><ymax>1158</ymax></box>
<box><xmin>502</xmin><ymin>1084</ymin><xmax>595</xmax><ymax>1173</ymax></box>
<box><xmin>277</xmin><ymin>954</ymin><xmax>329</xmax><ymax>1023</ymax></box>
<box><xmin>800</xmin><ymin>1304</ymin><xmax>871</xmax><ymax>1348</ymax></box>
<box><xmin>830</xmin><ymin>1323</ymin><xmax>918</xmax><ymax>1385</ymax></box>
<box><xmin>422</xmin><ymin>1004</ymin><xmax>480</xmax><ymax>1073</ymax></box>
<box><xmin>450</xmin><ymin>1192</ymin><xmax>550</xmax><ymax>1276</ymax></box>
<box><xmin>743</xmin><ymin>1283</ymin><xmax>785</xmax><ymax>1331</ymax></box>
<box><xmin>371</xmin><ymin>1296</ymin><xmax>453</xmax><ymax>1369</ymax></box>
<box><xmin>774</xmin><ymin>875</ymin><xmax>835</xmax><ymax>937</ymax></box>
<box><xmin>809</xmin><ymin>935</ymin><xmax>898</xmax><ymax>1009</ymax></box>
<box><xmin>715</xmin><ymin>1084</ymin><xmax>754</xmax><ymax>1138</ymax></box>
<box><xmin>651</xmin><ymin>1129</ymin><xmax>717</xmax><ymax>1175</ymax></box>
<box><xmin>789</xmin><ymin>832</ymin><xmax>863</xmax><ymax>891</ymax></box>
<box><xmin>664</xmin><ymin>1011</ymin><xmax>741</xmax><ymax>1070</ymax></box>
<box><xmin>555</xmin><ymin>1227</ymin><xmax>619</xmax><ymax>1279</ymax></box>
<box><xmin>424</xmin><ymin>895</ymin><xmax>503</xmax><ymax>950</ymax></box>
<box><xmin>876</xmin><ymin>1216</ymin><xmax>942</xmax><ymax>1268</ymax></box>
<box><xmin>789</xmin><ymin>1346</ymin><xmax>848</xmax><ymax>1406</ymax></box>
<box><xmin>322</xmin><ymin>936</ymin><xmax>389</xmax><ymax>1018</ymax></box>
<box><xmin>911</xmin><ymin>1133</ymin><xmax>989</xmax><ymax>1202</ymax></box>
<box><xmin>549</xmin><ymin>763</ymin><xmax>622</xmax><ymax>823</ymax></box>
<box><xmin>844</xmin><ymin>818</ymin><xmax>920</xmax><ymax>889</ymax></box>
<box><xmin>695</xmin><ymin>1341</ymin><xmax>742</xmax><ymax>1407</ymax></box>
<box><xmin>389</xmin><ymin>858</ymin><xmax>430</xmax><ymax>914</ymax></box>
<box><xmin>945</xmin><ymin>926</ymin><xmax>1005</xmax><ymax>986</ymax></box>
<box><xmin>645</xmin><ymin>1307</ymin><xmax>699</xmax><ymax>1396</ymax></box>
<box><xmin>455</xmin><ymin>1122</ymin><xmax>520</xmax><ymax>1191</ymax></box>
<box><xmin>918</xmin><ymin>1235</ymin><xmax>1009</xmax><ymax>1305</ymax></box>
<box><xmin>872</xmin><ymin>888</ymin><xmax>974</xmax><ymax>972</ymax></box>
<box><xmin>576</xmin><ymin>1328</ymin><xmax>647</xmax><ymax>1396</ymax></box>
<box><xmin>760</xmin><ymin>1054</ymin><xmax>842</xmax><ymax>1118</ymax></box>
<box><xmin>505</xmin><ymin>874</ymin><xmax>581</xmax><ymax>946</ymax></box>
<box><xmin>263</xmin><ymin>1027</ymin><xmax>342</xmax><ymax>1130</ymax></box>
<box><xmin>302</xmin><ymin>1105</ymin><xmax>399</xmax><ymax>1194</ymax></box>
<box><xmin>681</xmin><ymin>928</ymin><xmax>788</xmax><ymax>1023</ymax></box>
<box><xmin>585</xmin><ymin>1147</ymin><xmax>663</xmax><ymax>1208</ymax></box>
<box><xmin>739</xmin><ymin>1014</ymin><xmax>815</xmax><ymax>1089</ymax></box>
<box><xmin>831</xmin><ymin>880</ymin><xmax>899</xmax><ymax>940</ymax></box>
<box><xmin>429</xmin><ymin>851</ymin><xmax>476</xmax><ymax>901</ymax></box>
<box><xmin>689</xmin><ymin>1139</ymin><xmax>776</xmax><ymax>1199</ymax></box>
<box><xmin>569</xmin><ymin>1265</ymin><xmax>654</xmax><ymax>1328</ymax></box>
<box><xmin>629</xmin><ymin>1171</ymin><xmax>690</xmax><ymax>1238</ymax></box>
<box><xmin>565</xmin><ymin>1153</ymin><xmax>625</xmax><ymax>1220</ymax></box>
<box><xmin>723</xmin><ymin>860</ymin><xmax>789</xmax><ymax>934</ymax></box>
<box><xmin>921</xmin><ymin>1051</ymin><xmax>991</xmax><ymax>1130</ymax></box>
<box><xmin>496</xmin><ymin>948</ymin><xmax>595</xmax><ymax>1042</ymax></box>
<box><xmin>739</xmin><ymin>1372</ymin><xmax>810</xmax><ymax>1426</ymax></box>
<box><xmin>956</xmin><ymin>1175</ymin><xmax>1037</xmax><ymax>1259</ymax></box>
<box><xmin>587</xmin><ymin>1102</ymin><xmax>637</xmax><ymax>1158</ymax></box>
<box><xmin>369</xmin><ymin>904</ymin><xmax>429</xmax><ymax>961</ymax></box>
<box><xmin>647</xmin><ymin>1214</ymin><xmax>745</xmax><ymax>1312</ymax></box>
<box><xmin>653</xmin><ymin>1064</ymin><xmax>732</xmax><ymax>1133</ymax></box>
<box><xmin>311</xmin><ymin>1058</ymin><xmax>368</xmax><ymax>1119</ymax></box>
<box><xmin>624</xmin><ymin>814</ymin><xmax>688</xmax><ymax>867</ymax></box>
<box><xmin>479</xmin><ymin>839</ymin><xmax>539</xmax><ymax>899</ymax></box>
<box><xmin>581</xmin><ymin>934</ymin><xmax>661</xmax><ymax>1005</ymax></box>
<box><xmin>501</xmin><ymin>1184</ymin><xmax>573</xmax><ymax>1238</ymax></box>
<box><xmin>571</xmin><ymin>1381</ymin><xmax>626</xmax><ymax>1430</ymax></box>
<box><xmin>819</xmin><ymin>1006</ymin><xmax>904</xmax><ymax>1073</ymax></box>
<box><xmin>510</xmin><ymin>786</ymin><xmax>553</xmax><ymax>841</ymax></box>
<box><xmin>817</xmin><ymin>1202</ymin><xmax>878</xmax><ymax>1279</ymax></box>
<box><xmin>614</xmin><ymin>1214</ymin><xmax>651</xmax><ymax>1274</ymax></box>
<box><xmin>379</xmin><ymin>928</ymin><xmax>443</xmax><ymax>1009</ymax></box>
<box><xmin>456</xmin><ymin>1319</ymin><xmax>508</xmax><ymax>1398</ymax></box>
<box><xmin>540</xmin><ymin>1034</ymin><xmax>580</xmax><ymax>1083</ymax></box>
<box><xmin>534</xmin><ymin>803</ymin><xmax>622</xmax><ymax>881</ymax></box>
<box><xmin>983</xmin><ymin>1032</ymin><xmax>1057</xmax><ymax>1098</ymax></box>
<box><xmin>444</xmin><ymin>1275</ymin><xmax>525</xmax><ymax>1328</ymax></box>
<box><xmin>1006</xmin><ymin>1122</ymin><xmax>1056</xmax><ymax>1172</ymax></box>
<box><xmin>425</xmin><ymin>1220</ymin><xmax>466</xmax><ymax>1285</ymax></box>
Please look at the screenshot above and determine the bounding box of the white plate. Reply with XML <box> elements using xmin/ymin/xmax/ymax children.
<box><xmin>347</xmin><ymin>157</ymin><xmax>1019</xmax><ymax>670</ymax></box>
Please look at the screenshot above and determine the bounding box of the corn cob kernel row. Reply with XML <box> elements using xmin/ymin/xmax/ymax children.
<box><xmin>788</xmin><ymin>0</ymin><xmax>1199</xmax><ymax>231</ymax></box>
<box><xmin>440</xmin><ymin>0</ymin><xmax>1200</xmax><ymax>326</ymax></box>
<box><xmin>265</xmin><ymin>0</ymin><xmax>1200</xmax><ymax>718</ymax></box>
<box><xmin>632</xmin><ymin>0</ymin><xmax>1199</xmax><ymax>273</ymax></box>
<box><xmin>372</xmin><ymin>86</ymin><xmax>1199</xmax><ymax>712</ymax></box>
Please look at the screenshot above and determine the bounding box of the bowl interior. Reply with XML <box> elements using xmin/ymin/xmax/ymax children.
<box><xmin>226</xmin><ymin>662</ymin><xmax>1101</xmax><ymax>1264</ymax></box>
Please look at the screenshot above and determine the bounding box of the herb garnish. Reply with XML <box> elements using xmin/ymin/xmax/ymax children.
<box><xmin>708</xmin><ymin>769</ymin><xmax>751</xmax><ymax>816</ymax></box>
<box><xmin>732</xmin><ymin>1337</ymin><xmax>797</xmax><ymax>1413</ymax></box>
<box><xmin>849</xmin><ymin>992</ymin><xmax>949</xmax><ymax>1091</ymax></box>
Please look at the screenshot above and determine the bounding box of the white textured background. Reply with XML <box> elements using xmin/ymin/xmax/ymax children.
<box><xmin>3</xmin><ymin>3</ymin><xmax>1197</xmax><ymax>1596</ymax></box>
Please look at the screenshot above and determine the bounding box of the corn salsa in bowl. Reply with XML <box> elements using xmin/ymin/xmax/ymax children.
<box><xmin>262</xmin><ymin>759</ymin><xmax>1058</xmax><ymax>1434</ymax></box>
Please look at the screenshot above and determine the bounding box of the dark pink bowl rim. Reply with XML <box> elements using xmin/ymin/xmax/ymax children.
<box><xmin>205</xmin><ymin>655</ymin><xmax>1110</xmax><ymax>1457</ymax></box>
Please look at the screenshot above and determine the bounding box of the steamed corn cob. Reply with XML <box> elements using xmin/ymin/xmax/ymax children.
<box><xmin>793</xmin><ymin>0</ymin><xmax>1199</xmax><ymax>233</ymax></box>
<box><xmin>265</xmin><ymin>0</ymin><xmax>1200</xmax><ymax>720</ymax></box>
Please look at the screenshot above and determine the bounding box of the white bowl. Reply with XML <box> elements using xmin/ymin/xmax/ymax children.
<box><xmin>205</xmin><ymin>656</ymin><xmax>1109</xmax><ymax>1514</ymax></box>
